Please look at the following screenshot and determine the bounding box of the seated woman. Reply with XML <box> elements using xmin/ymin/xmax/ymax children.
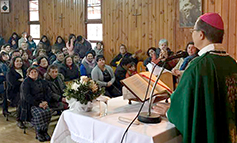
<box><xmin>8</xmin><ymin>32</ymin><xmax>19</xmax><ymax>47</ymax></box>
<box><xmin>91</xmin><ymin>55</ymin><xmax>121</xmax><ymax>98</ymax></box>
<box><xmin>54</xmin><ymin>36</ymin><xmax>66</xmax><ymax>52</ymax></box>
<box><xmin>80</xmin><ymin>50</ymin><xmax>96</xmax><ymax>77</ymax></box>
<box><xmin>10</xmin><ymin>39</ymin><xmax>18</xmax><ymax>50</ymax></box>
<box><xmin>59</xmin><ymin>55</ymin><xmax>80</xmax><ymax>81</ymax></box>
<box><xmin>21</xmin><ymin>51</ymin><xmax>32</xmax><ymax>71</ymax></box>
<box><xmin>39</xmin><ymin>35</ymin><xmax>51</xmax><ymax>55</ymax></box>
<box><xmin>172</xmin><ymin>42</ymin><xmax>199</xmax><ymax>78</ymax></box>
<box><xmin>156</xmin><ymin>39</ymin><xmax>173</xmax><ymax>57</ymax></box>
<box><xmin>6</xmin><ymin>56</ymin><xmax>26</xmax><ymax>128</ymax></box>
<box><xmin>66</xmin><ymin>34</ymin><xmax>76</xmax><ymax>55</ymax></box>
<box><xmin>44</xmin><ymin>64</ymin><xmax>67</xmax><ymax>113</ymax></box>
<box><xmin>27</xmin><ymin>35</ymin><xmax>36</xmax><ymax>52</ymax></box>
<box><xmin>93</xmin><ymin>41</ymin><xmax>103</xmax><ymax>56</ymax></box>
<box><xmin>20</xmin><ymin>66</ymin><xmax>52</xmax><ymax>142</ymax></box>
<box><xmin>143</xmin><ymin>47</ymin><xmax>158</xmax><ymax>67</ymax></box>
<box><xmin>6</xmin><ymin>56</ymin><xmax>26</xmax><ymax>107</ymax></box>
<box><xmin>33</xmin><ymin>48</ymin><xmax>47</xmax><ymax>60</ymax></box>
<box><xmin>37</xmin><ymin>56</ymin><xmax>49</xmax><ymax>78</ymax></box>
<box><xmin>152</xmin><ymin>47</ymin><xmax>177</xmax><ymax>71</ymax></box>
<box><xmin>110</xmin><ymin>44</ymin><xmax>138</xmax><ymax>67</ymax></box>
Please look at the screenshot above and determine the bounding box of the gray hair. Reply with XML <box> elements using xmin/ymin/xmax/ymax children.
<box><xmin>159</xmin><ymin>39</ymin><xmax>168</xmax><ymax>46</ymax></box>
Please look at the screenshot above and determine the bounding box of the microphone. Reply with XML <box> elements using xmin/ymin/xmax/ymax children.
<box><xmin>165</xmin><ymin>51</ymin><xmax>188</xmax><ymax>62</ymax></box>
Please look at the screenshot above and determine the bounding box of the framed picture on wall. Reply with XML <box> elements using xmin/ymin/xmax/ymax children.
<box><xmin>1</xmin><ymin>0</ymin><xmax>10</xmax><ymax>13</ymax></box>
<box><xmin>179</xmin><ymin>0</ymin><xmax>202</xmax><ymax>27</ymax></box>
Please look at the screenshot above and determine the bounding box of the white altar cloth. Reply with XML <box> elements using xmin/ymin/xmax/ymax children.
<box><xmin>51</xmin><ymin>97</ymin><xmax>181</xmax><ymax>143</ymax></box>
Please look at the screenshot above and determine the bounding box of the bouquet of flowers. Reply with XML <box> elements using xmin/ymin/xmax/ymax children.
<box><xmin>64</xmin><ymin>76</ymin><xmax>105</xmax><ymax>105</ymax></box>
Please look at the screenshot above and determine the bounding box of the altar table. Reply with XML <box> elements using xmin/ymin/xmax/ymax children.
<box><xmin>51</xmin><ymin>97</ymin><xmax>182</xmax><ymax>143</ymax></box>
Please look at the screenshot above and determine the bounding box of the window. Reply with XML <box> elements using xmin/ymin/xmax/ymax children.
<box><xmin>87</xmin><ymin>0</ymin><xmax>101</xmax><ymax>19</ymax></box>
<box><xmin>87</xmin><ymin>24</ymin><xmax>102</xmax><ymax>41</ymax></box>
<box><xmin>86</xmin><ymin>0</ymin><xmax>102</xmax><ymax>46</ymax></box>
<box><xmin>29</xmin><ymin>0</ymin><xmax>40</xmax><ymax>44</ymax></box>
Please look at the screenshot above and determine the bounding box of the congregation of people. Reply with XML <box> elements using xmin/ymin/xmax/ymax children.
<box><xmin>0</xmin><ymin>31</ymin><xmax>199</xmax><ymax>142</ymax></box>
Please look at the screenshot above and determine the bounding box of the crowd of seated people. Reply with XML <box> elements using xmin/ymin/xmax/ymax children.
<box><xmin>0</xmin><ymin>32</ymin><xmax>94</xmax><ymax>142</ymax></box>
<box><xmin>0</xmin><ymin>31</ymin><xmax>199</xmax><ymax>142</ymax></box>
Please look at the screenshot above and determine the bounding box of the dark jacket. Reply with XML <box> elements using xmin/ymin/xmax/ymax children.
<box><xmin>110</xmin><ymin>52</ymin><xmax>138</xmax><ymax>67</ymax></box>
<box><xmin>74</xmin><ymin>40</ymin><xmax>92</xmax><ymax>58</ymax></box>
<box><xmin>53</xmin><ymin>60</ymin><xmax>64</xmax><ymax>69</ymax></box>
<box><xmin>44</xmin><ymin>73</ymin><xmax>66</xmax><ymax>103</ymax></box>
<box><xmin>27</xmin><ymin>41</ymin><xmax>37</xmax><ymax>51</ymax></box>
<box><xmin>0</xmin><ymin>61</ymin><xmax>9</xmax><ymax>76</ymax></box>
<box><xmin>53</xmin><ymin>42</ymin><xmax>66</xmax><ymax>51</ymax></box>
<box><xmin>22</xmin><ymin>60</ymin><xmax>32</xmax><ymax>71</ymax></box>
<box><xmin>6</xmin><ymin>67</ymin><xmax>26</xmax><ymax>106</ymax></box>
<box><xmin>37</xmin><ymin>66</ymin><xmax>47</xmax><ymax>79</ymax></box>
<box><xmin>49</xmin><ymin>54</ymin><xmax>56</xmax><ymax>64</ymax></box>
<box><xmin>59</xmin><ymin>64</ymin><xmax>80</xmax><ymax>81</ymax></box>
<box><xmin>114</xmin><ymin>65</ymin><xmax>127</xmax><ymax>90</ymax></box>
<box><xmin>20</xmin><ymin>77</ymin><xmax>52</xmax><ymax>121</ymax></box>
<box><xmin>41</xmin><ymin>41</ymin><xmax>51</xmax><ymax>53</ymax></box>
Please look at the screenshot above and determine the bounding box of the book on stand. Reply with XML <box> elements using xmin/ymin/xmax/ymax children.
<box><xmin>121</xmin><ymin>71</ymin><xmax>173</xmax><ymax>102</ymax></box>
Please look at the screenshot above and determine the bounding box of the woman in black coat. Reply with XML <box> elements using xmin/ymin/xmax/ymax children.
<box><xmin>6</xmin><ymin>56</ymin><xmax>26</xmax><ymax>107</ymax></box>
<box><xmin>59</xmin><ymin>55</ymin><xmax>80</xmax><ymax>81</ymax></box>
<box><xmin>53</xmin><ymin>36</ymin><xmax>66</xmax><ymax>51</ymax></box>
<box><xmin>39</xmin><ymin>35</ymin><xmax>52</xmax><ymax>57</ymax></box>
<box><xmin>6</xmin><ymin>56</ymin><xmax>26</xmax><ymax>127</ymax></box>
<box><xmin>20</xmin><ymin>66</ymin><xmax>52</xmax><ymax>142</ymax></box>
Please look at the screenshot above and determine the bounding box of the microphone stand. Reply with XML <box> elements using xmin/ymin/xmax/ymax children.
<box><xmin>138</xmin><ymin>61</ymin><xmax>167</xmax><ymax>123</ymax></box>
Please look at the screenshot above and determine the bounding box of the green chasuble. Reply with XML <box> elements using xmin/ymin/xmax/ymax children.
<box><xmin>167</xmin><ymin>51</ymin><xmax>237</xmax><ymax>143</ymax></box>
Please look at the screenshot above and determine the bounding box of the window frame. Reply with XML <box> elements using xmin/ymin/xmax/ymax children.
<box><xmin>85</xmin><ymin>0</ymin><xmax>103</xmax><ymax>44</ymax></box>
<box><xmin>28</xmin><ymin>0</ymin><xmax>40</xmax><ymax>42</ymax></box>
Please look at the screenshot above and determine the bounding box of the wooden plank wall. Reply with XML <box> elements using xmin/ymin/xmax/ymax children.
<box><xmin>39</xmin><ymin>0</ymin><xmax>86</xmax><ymax>44</ymax></box>
<box><xmin>0</xmin><ymin>0</ymin><xmax>28</xmax><ymax>40</ymax></box>
<box><xmin>0</xmin><ymin>0</ymin><xmax>237</xmax><ymax>61</ymax></box>
<box><xmin>102</xmin><ymin>0</ymin><xmax>176</xmax><ymax>62</ymax></box>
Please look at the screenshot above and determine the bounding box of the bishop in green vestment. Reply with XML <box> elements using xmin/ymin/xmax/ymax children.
<box><xmin>167</xmin><ymin>13</ymin><xmax>237</xmax><ymax>143</ymax></box>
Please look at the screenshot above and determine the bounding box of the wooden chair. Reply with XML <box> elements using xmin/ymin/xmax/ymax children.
<box><xmin>136</xmin><ymin>61</ymin><xmax>146</xmax><ymax>73</ymax></box>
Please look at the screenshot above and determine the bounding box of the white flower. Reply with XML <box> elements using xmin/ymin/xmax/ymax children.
<box><xmin>71</xmin><ymin>82</ymin><xmax>80</xmax><ymax>91</ymax></box>
<box><xmin>80</xmin><ymin>76</ymin><xmax>89</xmax><ymax>84</ymax></box>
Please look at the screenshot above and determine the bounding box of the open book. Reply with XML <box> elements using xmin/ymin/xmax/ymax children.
<box><xmin>121</xmin><ymin>72</ymin><xmax>173</xmax><ymax>102</ymax></box>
